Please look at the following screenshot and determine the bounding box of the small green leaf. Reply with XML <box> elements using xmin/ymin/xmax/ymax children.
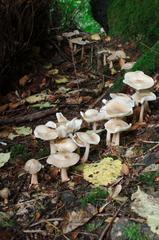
<box><xmin>0</xmin><ymin>152</ymin><xmax>11</xmax><ymax>168</ymax></box>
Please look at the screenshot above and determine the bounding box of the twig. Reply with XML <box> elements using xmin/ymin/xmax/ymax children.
<box><xmin>0</xmin><ymin>108</ymin><xmax>56</xmax><ymax>126</ymax></box>
<box><xmin>90</xmin><ymin>89</ymin><xmax>109</xmax><ymax>108</ymax></box>
<box><xmin>134</xmin><ymin>143</ymin><xmax>159</xmax><ymax>162</ymax></box>
<box><xmin>30</xmin><ymin>218</ymin><xmax>63</xmax><ymax>227</ymax></box>
<box><xmin>23</xmin><ymin>229</ymin><xmax>46</xmax><ymax>234</ymax></box>
<box><xmin>99</xmin><ymin>202</ymin><xmax>126</xmax><ymax>240</ymax></box>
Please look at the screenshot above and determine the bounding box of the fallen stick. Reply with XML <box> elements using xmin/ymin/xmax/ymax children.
<box><xmin>0</xmin><ymin>108</ymin><xmax>56</xmax><ymax>126</ymax></box>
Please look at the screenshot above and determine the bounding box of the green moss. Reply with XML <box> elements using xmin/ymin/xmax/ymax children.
<box><xmin>108</xmin><ymin>0</ymin><xmax>159</xmax><ymax>45</ymax></box>
<box><xmin>124</xmin><ymin>223</ymin><xmax>150</xmax><ymax>240</ymax></box>
<box><xmin>80</xmin><ymin>187</ymin><xmax>108</xmax><ymax>208</ymax></box>
<box><xmin>138</xmin><ymin>171</ymin><xmax>159</xmax><ymax>186</ymax></box>
<box><xmin>11</xmin><ymin>144</ymin><xmax>29</xmax><ymax>160</ymax></box>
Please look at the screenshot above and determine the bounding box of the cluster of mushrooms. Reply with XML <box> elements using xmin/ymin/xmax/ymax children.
<box><xmin>24</xmin><ymin>71</ymin><xmax>156</xmax><ymax>185</ymax></box>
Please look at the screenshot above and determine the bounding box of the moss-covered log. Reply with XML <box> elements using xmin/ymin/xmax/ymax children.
<box><xmin>108</xmin><ymin>0</ymin><xmax>159</xmax><ymax>45</ymax></box>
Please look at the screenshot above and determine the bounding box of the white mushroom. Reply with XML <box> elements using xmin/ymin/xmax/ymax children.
<box><xmin>34</xmin><ymin>125</ymin><xmax>58</xmax><ymax>154</ymax></box>
<box><xmin>110</xmin><ymin>93</ymin><xmax>135</xmax><ymax>107</ymax></box>
<box><xmin>72</xmin><ymin>131</ymin><xmax>100</xmax><ymax>162</ymax></box>
<box><xmin>47</xmin><ymin>153</ymin><xmax>80</xmax><ymax>182</ymax></box>
<box><xmin>100</xmin><ymin>98</ymin><xmax>133</xmax><ymax>119</ymax></box>
<box><xmin>0</xmin><ymin>188</ymin><xmax>10</xmax><ymax>205</ymax></box>
<box><xmin>80</xmin><ymin>109</ymin><xmax>106</xmax><ymax>130</ymax></box>
<box><xmin>55</xmin><ymin>138</ymin><xmax>78</xmax><ymax>152</ymax></box>
<box><xmin>24</xmin><ymin>159</ymin><xmax>42</xmax><ymax>187</ymax></box>
<box><xmin>104</xmin><ymin>119</ymin><xmax>131</xmax><ymax>146</ymax></box>
<box><xmin>123</xmin><ymin>71</ymin><xmax>155</xmax><ymax>90</ymax></box>
<box><xmin>132</xmin><ymin>91</ymin><xmax>156</xmax><ymax>122</ymax></box>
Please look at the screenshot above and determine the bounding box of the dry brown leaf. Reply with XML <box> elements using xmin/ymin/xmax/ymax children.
<box><xmin>0</xmin><ymin>128</ymin><xmax>11</xmax><ymax>138</ymax></box>
<box><xmin>111</xmin><ymin>184</ymin><xmax>122</xmax><ymax>199</ymax></box>
<box><xmin>121</xmin><ymin>163</ymin><xmax>129</xmax><ymax>175</ymax></box>
<box><xmin>0</xmin><ymin>104</ymin><xmax>9</xmax><ymax>112</ymax></box>
<box><xmin>9</xmin><ymin>101</ymin><xmax>24</xmax><ymax>109</ymax></box>
<box><xmin>19</xmin><ymin>75</ymin><xmax>31</xmax><ymax>86</ymax></box>
<box><xmin>62</xmin><ymin>204</ymin><xmax>97</xmax><ymax>234</ymax></box>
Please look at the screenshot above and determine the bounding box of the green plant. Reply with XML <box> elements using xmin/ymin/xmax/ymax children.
<box><xmin>85</xmin><ymin>219</ymin><xmax>104</xmax><ymax>232</ymax></box>
<box><xmin>80</xmin><ymin>187</ymin><xmax>108</xmax><ymax>208</ymax></box>
<box><xmin>138</xmin><ymin>171</ymin><xmax>159</xmax><ymax>186</ymax></box>
<box><xmin>11</xmin><ymin>144</ymin><xmax>29</xmax><ymax>160</ymax></box>
<box><xmin>124</xmin><ymin>223</ymin><xmax>149</xmax><ymax>240</ymax></box>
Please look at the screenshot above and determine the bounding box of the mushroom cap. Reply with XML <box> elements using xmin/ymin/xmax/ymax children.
<box><xmin>45</xmin><ymin>121</ymin><xmax>57</xmax><ymax>129</ymax></box>
<box><xmin>121</xmin><ymin>62</ymin><xmax>136</xmax><ymax>70</ymax></box>
<box><xmin>104</xmin><ymin>119</ymin><xmax>132</xmax><ymax>133</ymax></box>
<box><xmin>110</xmin><ymin>93</ymin><xmax>135</xmax><ymax>107</ymax></box>
<box><xmin>24</xmin><ymin>159</ymin><xmax>42</xmax><ymax>174</ymax></box>
<box><xmin>132</xmin><ymin>90</ymin><xmax>156</xmax><ymax>105</ymax></box>
<box><xmin>55</xmin><ymin>138</ymin><xmax>78</xmax><ymax>152</ymax></box>
<box><xmin>80</xmin><ymin>109</ymin><xmax>106</xmax><ymax>122</ymax></box>
<box><xmin>66</xmin><ymin>118</ymin><xmax>82</xmax><ymax>133</ymax></box>
<box><xmin>47</xmin><ymin>152</ymin><xmax>80</xmax><ymax>168</ymax></box>
<box><xmin>34</xmin><ymin>125</ymin><xmax>58</xmax><ymax>140</ymax></box>
<box><xmin>76</xmin><ymin>131</ymin><xmax>100</xmax><ymax>145</ymax></box>
<box><xmin>0</xmin><ymin>188</ymin><xmax>10</xmax><ymax>199</ymax></box>
<box><xmin>123</xmin><ymin>71</ymin><xmax>154</xmax><ymax>90</ymax></box>
<box><xmin>56</xmin><ymin>112</ymin><xmax>68</xmax><ymax>123</ymax></box>
<box><xmin>100</xmin><ymin>98</ymin><xmax>133</xmax><ymax>118</ymax></box>
<box><xmin>108</xmin><ymin>50</ymin><xmax>127</xmax><ymax>61</ymax></box>
<box><xmin>70</xmin><ymin>134</ymin><xmax>86</xmax><ymax>147</ymax></box>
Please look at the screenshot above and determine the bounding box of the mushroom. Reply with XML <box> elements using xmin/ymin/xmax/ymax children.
<box><xmin>80</xmin><ymin>109</ymin><xmax>106</xmax><ymax>130</ymax></box>
<box><xmin>107</xmin><ymin>50</ymin><xmax>127</xmax><ymax>73</ymax></box>
<box><xmin>123</xmin><ymin>71</ymin><xmax>155</xmax><ymax>90</ymax></box>
<box><xmin>24</xmin><ymin>159</ymin><xmax>42</xmax><ymax>187</ymax></box>
<box><xmin>54</xmin><ymin>138</ymin><xmax>78</xmax><ymax>152</ymax></box>
<box><xmin>104</xmin><ymin>119</ymin><xmax>132</xmax><ymax>146</ymax></box>
<box><xmin>132</xmin><ymin>90</ymin><xmax>156</xmax><ymax>122</ymax></box>
<box><xmin>72</xmin><ymin>131</ymin><xmax>100</xmax><ymax>162</ymax></box>
<box><xmin>47</xmin><ymin>152</ymin><xmax>80</xmax><ymax>182</ymax></box>
<box><xmin>110</xmin><ymin>93</ymin><xmax>135</xmax><ymax>107</ymax></box>
<box><xmin>100</xmin><ymin>98</ymin><xmax>133</xmax><ymax>119</ymax></box>
<box><xmin>0</xmin><ymin>187</ymin><xmax>10</xmax><ymax>205</ymax></box>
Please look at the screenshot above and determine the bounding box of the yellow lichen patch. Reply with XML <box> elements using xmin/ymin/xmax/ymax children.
<box><xmin>83</xmin><ymin>157</ymin><xmax>122</xmax><ymax>186</ymax></box>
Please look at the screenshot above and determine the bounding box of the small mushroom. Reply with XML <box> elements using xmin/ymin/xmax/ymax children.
<box><xmin>47</xmin><ymin>152</ymin><xmax>80</xmax><ymax>182</ymax></box>
<box><xmin>72</xmin><ymin>131</ymin><xmax>100</xmax><ymax>162</ymax></box>
<box><xmin>80</xmin><ymin>109</ymin><xmax>106</xmax><ymax>130</ymax></box>
<box><xmin>24</xmin><ymin>159</ymin><xmax>42</xmax><ymax>187</ymax></box>
<box><xmin>132</xmin><ymin>90</ymin><xmax>156</xmax><ymax>122</ymax></box>
<box><xmin>55</xmin><ymin>138</ymin><xmax>78</xmax><ymax>152</ymax></box>
<box><xmin>0</xmin><ymin>187</ymin><xmax>10</xmax><ymax>205</ymax></box>
<box><xmin>104</xmin><ymin>119</ymin><xmax>131</xmax><ymax>146</ymax></box>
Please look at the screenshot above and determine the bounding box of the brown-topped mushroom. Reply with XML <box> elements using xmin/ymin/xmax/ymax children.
<box><xmin>0</xmin><ymin>187</ymin><xmax>10</xmax><ymax>205</ymax></box>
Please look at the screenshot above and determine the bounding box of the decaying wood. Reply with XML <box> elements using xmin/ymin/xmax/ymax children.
<box><xmin>0</xmin><ymin>108</ymin><xmax>56</xmax><ymax>126</ymax></box>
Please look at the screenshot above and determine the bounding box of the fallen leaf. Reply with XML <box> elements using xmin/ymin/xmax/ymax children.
<box><xmin>47</xmin><ymin>69</ymin><xmax>59</xmax><ymax>75</ymax></box>
<box><xmin>0</xmin><ymin>152</ymin><xmax>11</xmax><ymax>168</ymax></box>
<box><xmin>131</xmin><ymin>187</ymin><xmax>159</xmax><ymax>235</ymax></box>
<box><xmin>8</xmin><ymin>126</ymin><xmax>32</xmax><ymax>140</ymax></box>
<box><xmin>0</xmin><ymin>104</ymin><xmax>9</xmax><ymax>112</ymax></box>
<box><xmin>9</xmin><ymin>101</ymin><xmax>24</xmax><ymax>109</ymax></box>
<box><xmin>62</xmin><ymin>204</ymin><xmax>97</xmax><ymax>234</ymax></box>
<box><xmin>55</xmin><ymin>75</ymin><xmax>69</xmax><ymax>84</ymax></box>
<box><xmin>91</xmin><ymin>33</ymin><xmax>101</xmax><ymax>41</ymax></box>
<box><xmin>142</xmin><ymin>164</ymin><xmax>159</xmax><ymax>173</ymax></box>
<box><xmin>121</xmin><ymin>163</ymin><xmax>129</xmax><ymax>175</ymax></box>
<box><xmin>19</xmin><ymin>75</ymin><xmax>31</xmax><ymax>86</ymax></box>
<box><xmin>110</xmin><ymin>184</ymin><xmax>122</xmax><ymax>199</ymax></box>
<box><xmin>25</xmin><ymin>93</ymin><xmax>50</xmax><ymax>104</ymax></box>
<box><xmin>83</xmin><ymin>157</ymin><xmax>122</xmax><ymax>186</ymax></box>
<box><xmin>31</xmin><ymin>102</ymin><xmax>53</xmax><ymax>109</ymax></box>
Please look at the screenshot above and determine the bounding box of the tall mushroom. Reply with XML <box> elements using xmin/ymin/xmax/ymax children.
<box><xmin>132</xmin><ymin>90</ymin><xmax>156</xmax><ymax>122</ymax></box>
<box><xmin>34</xmin><ymin>125</ymin><xmax>58</xmax><ymax>154</ymax></box>
<box><xmin>123</xmin><ymin>71</ymin><xmax>155</xmax><ymax>122</ymax></box>
<box><xmin>47</xmin><ymin>153</ymin><xmax>80</xmax><ymax>182</ymax></box>
<box><xmin>104</xmin><ymin>119</ymin><xmax>132</xmax><ymax>146</ymax></box>
<box><xmin>71</xmin><ymin>131</ymin><xmax>100</xmax><ymax>162</ymax></box>
<box><xmin>54</xmin><ymin>138</ymin><xmax>78</xmax><ymax>152</ymax></box>
<box><xmin>24</xmin><ymin>159</ymin><xmax>42</xmax><ymax>187</ymax></box>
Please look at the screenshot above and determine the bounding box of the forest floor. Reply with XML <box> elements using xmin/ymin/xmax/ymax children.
<box><xmin>0</xmin><ymin>32</ymin><xmax>159</xmax><ymax>240</ymax></box>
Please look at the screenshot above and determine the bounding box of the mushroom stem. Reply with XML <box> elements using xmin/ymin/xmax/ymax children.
<box><xmin>144</xmin><ymin>101</ymin><xmax>151</xmax><ymax>113</ymax></box>
<box><xmin>61</xmin><ymin>168</ymin><xmax>70</xmax><ymax>182</ymax></box>
<box><xmin>93</xmin><ymin>122</ymin><xmax>97</xmax><ymax>131</ymax></box>
<box><xmin>112</xmin><ymin>133</ymin><xmax>120</xmax><ymax>146</ymax></box>
<box><xmin>139</xmin><ymin>102</ymin><xmax>145</xmax><ymax>122</ymax></box>
<box><xmin>106</xmin><ymin>132</ymin><xmax>111</xmax><ymax>146</ymax></box>
<box><xmin>81</xmin><ymin>144</ymin><xmax>90</xmax><ymax>163</ymax></box>
<box><xmin>31</xmin><ymin>174</ymin><xmax>38</xmax><ymax>186</ymax></box>
<box><xmin>50</xmin><ymin>141</ymin><xmax>56</xmax><ymax>154</ymax></box>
